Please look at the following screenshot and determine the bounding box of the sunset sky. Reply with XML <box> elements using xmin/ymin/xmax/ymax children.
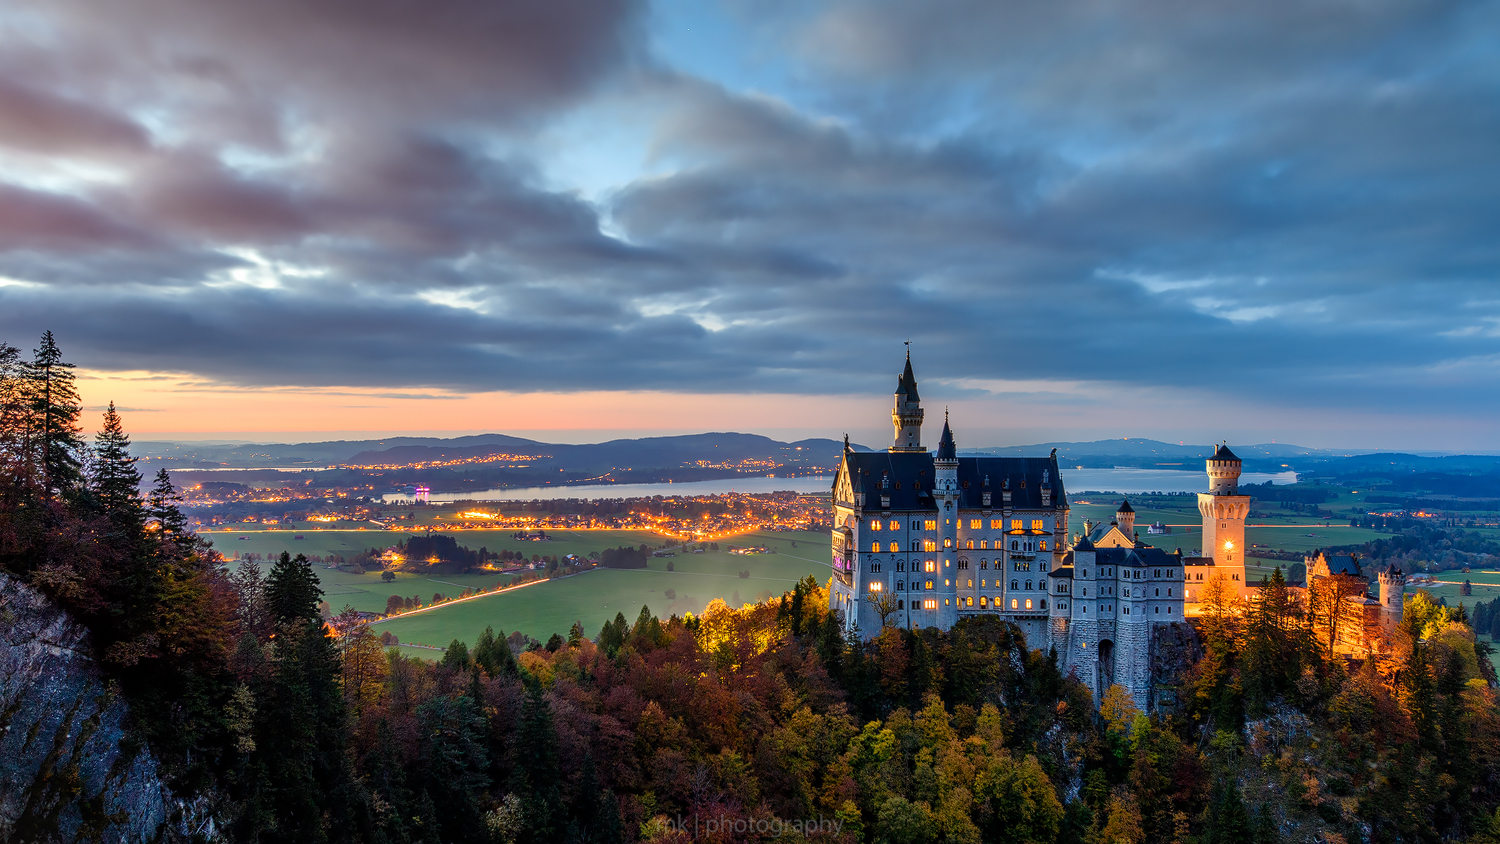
<box><xmin>3</xmin><ymin>0</ymin><xmax>1498</xmax><ymax>450</ymax></box>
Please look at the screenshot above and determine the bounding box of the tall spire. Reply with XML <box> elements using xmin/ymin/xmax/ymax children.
<box><xmin>936</xmin><ymin>409</ymin><xmax>956</xmax><ymax>461</ymax></box>
<box><xmin>890</xmin><ymin>347</ymin><xmax>925</xmax><ymax>452</ymax></box>
<box><xmin>897</xmin><ymin>348</ymin><xmax>920</xmax><ymax>402</ymax></box>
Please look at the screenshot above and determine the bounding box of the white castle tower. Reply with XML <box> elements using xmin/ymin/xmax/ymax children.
<box><xmin>1198</xmin><ymin>443</ymin><xmax>1249</xmax><ymax>596</ymax></box>
<box><xmin>933</xmin><ymin>413</ymin><xmax>960</xmax><ymax>629</ymax></box>
<box><xmin>891</xmin><ymin>351</ymin><xmax>925</xmax><ymax>452</ymax></box>
<box><xmin>1378</xmin><ymin>563</ymin><xmax>1407</xmax><ymax>634</ymax></box>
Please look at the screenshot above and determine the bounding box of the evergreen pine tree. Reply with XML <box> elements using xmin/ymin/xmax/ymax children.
<box><xmin>26</xmin><ymin>331</ymin><xmax>85</xmax><ymax>498</ymax></box>
<box><xmin>91</xmin><ymin>402</ymin><xmax>142</xmax><ymax>535</ymax></box>
<box><xmin>1204</xmin><ymin>778</ymin><xmax>1254</xmax><ymax>844</ymax></box>
<box><xmin>146</xmin><ymin>468</ymin><xmax>191</xmax><ymax>549</ymax></box>
<box><xmin>265</xmin><ymin>552</ymin><xmax>323</xmax><ymax>626</ymax></box>
<box><xmin>512</xmin><ymin>681</ymin><xmax>562</xmax><ymax>844</ymax></box>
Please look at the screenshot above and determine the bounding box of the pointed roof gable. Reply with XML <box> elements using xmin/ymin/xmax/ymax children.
<box><xmin>1116</xmin><ymin>499</ymin><xmax>1134</xmax><ymax>514</ymax></box>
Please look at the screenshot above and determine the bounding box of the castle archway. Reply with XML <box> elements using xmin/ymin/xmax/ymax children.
<box><xmin>1097</xmin><ymin>639</ymin><xmax>1116</xmax><ymax>693</ymax></box>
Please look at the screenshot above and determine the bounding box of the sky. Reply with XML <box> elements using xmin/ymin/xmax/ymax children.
<box><xmin>1</xmin><ymin>0</ymin><xmax>1498</xmax><ymax>450</ymax></box>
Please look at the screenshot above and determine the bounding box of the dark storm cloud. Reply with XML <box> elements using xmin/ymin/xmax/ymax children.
<box><xmin>0</xmin><ymin>0</ymin><xmax>1496</xmax><ymax>421</ymax></box>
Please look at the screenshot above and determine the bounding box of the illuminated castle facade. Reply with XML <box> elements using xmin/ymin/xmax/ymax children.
<box><xmin>830</xmin><ymin>353</ymin><xmax>1192</xmax><ymax>707</ymax></box>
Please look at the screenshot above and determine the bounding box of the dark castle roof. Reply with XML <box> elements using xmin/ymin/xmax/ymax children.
<box><xmin>1212</xmin><ymin>442</ymin><xmax>1241</xmax><ymax>462</ymax></box>
<box><xmin>897</xmin><ymin>353</ymin><xmax>920</xmax><ymax>402</ymax></box>
<box><xmin>1116</xmin><ymin>499</ymin><xmax>1134</xmax><ymax>513</ymax></box>
<box><xmin>1319</xmin><ymin>553</ymin><xmax>1362</xmax><ymax>577</ymax></box>
<box><xmin>842</xmin><ymin>451</ymin><xmax>1065</xmax><ymax>511</ymax></box>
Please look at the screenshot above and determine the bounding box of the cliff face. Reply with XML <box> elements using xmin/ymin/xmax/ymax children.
<box><xmin>0</xmin><ymin>572</ymin><xmax>177</xmax><ymax>843</ymax></box>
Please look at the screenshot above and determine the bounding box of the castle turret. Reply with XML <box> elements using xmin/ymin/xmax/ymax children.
<box><xmin>1199</xmin><ymin>442</ymin><xmax>1249</xmax><ymax>597</ymax></box>
<box><xmin>1378</xmin><ymin>563</ymin><xmax>1407</xmax><ymax>633</ymax></box>
<box><xmin>1115</xmin><ymin>499</ymin><xmax>1136</xmax><ymax>535</ymax></box>
<box><xmin>891</xmin><ymin>351</ymin><xmax>925</xmax><ymax>452</ymax></box>
<box><xmin>934</xmin><ymin>413</ymin><xmax>960</xmax><ymax>628</ymax></box>
<box><xmin>1207</xmin><ymin>442</ymin><xmax>1242</xmax><ymax>495</ymax></box>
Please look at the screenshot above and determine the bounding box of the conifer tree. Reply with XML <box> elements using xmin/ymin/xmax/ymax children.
<box><xmin>265</xmin><ymin>552</ymin><xmax>323</xmax><ymax>626</ymax></box>
<box><xmin>512</xmin><ymin>681</ymin><xmax>562</xmax><ymax>844</ymax></box>
<box><xmin>146</xmin><ymin>468</ymin><xmax>190</xmax><ymax>548</ymax></box>
<box><xmin>26</xmin><ymin>331</ymin><xmax>85</xmax><ymax>498</ymax></box>
<box><xmin>91</xmin><ymin>402</ymin><xmax>142</xmax><ymax>535</ymax></box>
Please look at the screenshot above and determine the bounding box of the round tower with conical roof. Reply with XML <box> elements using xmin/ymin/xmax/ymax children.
<box><xmin>1115</xmin><ymin>499</ymin><xmax>1136</xmax><ymax>535</ymax></box>
<box><xmin>1198</xmin><ymin>443</ymin><xmax>1250</xmax><ymax>597</ymax></box>
<box><xmin>891</xmin><ymin>350</ymin><xmax>926</xmax><ymax>452</ymax></box>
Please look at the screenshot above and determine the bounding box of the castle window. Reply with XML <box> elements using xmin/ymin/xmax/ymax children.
<box><xmin>925</xmin><ymin>560</ymin><xmax>936</xmax><ymax>573</ymax></box>
<box><xmin>924</xmin><ymin>599</ymin><xmax>937</xmax><ymax>610</ymax></box>
<box><xmin>924</xmin><ymin>540</ymin><xmax>937</xmax><ymax>552</ymax></box>
<box><xmin>925</xmin><ymin>520</ymin><xmax>937</xmax><ymax>530</ymax></box>
<box><xmin>871</xmin><ymin>542</ymin><xmax>880</xmax><ymax>552</ymax></box>
<box><xmin>869</xmin><ymin>519</ymin><xmax>881</xmax><ymax>531</ymax></box>
<box><xmin>1232</xmin><ymin>573</ymin><xmax>1239</xmax><ymax>581</ymax></box>
<box><xmin>1011</xmin><ymin>579</ymin><xmax>1019</xmax><ymax>590</ymax></box>
<box><xmin>911</xmin><ymin>520</ymin><xmax>921</xmax><ymax>531</ymax></box>
<box><xmin>889</xmin><ymin>542</ymin><xmax>899</xmax><ymax>553</ymax></box>
<box><xmin>1041</xmin><ymin>562</ymin><xmax>1049</xmax><ymax>572</ymax></box>
<box><xmin>1082</xmin><ymin>587</ymin><xmax>1087</xmax><ymax>596</ymax></box>
<box><xmin>945</xmin><ymin>599</ymin><xmax>950</xmax><ymax>606</ymax></box>
<box><xmin>966</xmin><ymin>597</ymin><xmax>974</xmax><ymax>607</ymax></box>
<box><xmin>1082</xmin><ymin>605</ymin><xmax>1087</xmax><ymax>613</ymax></box>
<box><xmin>881</xmin><ymin>475</ymin><xmax>889</xmax><ymax>489</ymax></box>
<box><xmin>944</xmin><ymin>538</ymin><xmax>953</xmax><ymax>548</ymax></box>
<box><xmin>1026</xmin><ymin>580</ymin><xmax>1033</xmax><ymax>590</ymax></box>
<box><xmin>1040</xmin><ymin>540</ymin><xmax>1047</xmax><ymax>551</ymax></box>
<box><xmin>1154</xmin><ymin>588</ymin><xmax>1158</xmax><ymax>596</ymax></box>
<box><xmin>1031</xmin><ymin>519</ymin><xmax>1043</xmax><ymax>530</ymax></box>
<box><xmin>965</xmin><ymin>539</ymin><xmax>975</xmax><ymax>549</ymax></box>
<box><xmin>967</xmin><ymin>579</ymin><xmax>973</xmax><ymax>588</ymax></box>
<box><xmin>1011</xmin><ymin>519</ymin><xmax>1022</xmax><ymax>530</ymax></box>
<box><xmin>990</xmin><ymin>519</ymin><xmax>1003</xmax><ymax>529</ymax></box>
<box><xmin>1011</xmin><ymin>540</ymin><xmax>1019</xmax><ymax>550</ymax></box>
<box><xmin>944</xmin><ymin>579</ymin><xmax>950</xmax><ymax>586</ymax></box>
<box><xmin>970</xmin><ymin>519</ymin><xmax>982</xmax><ymax>529</ymax></box>
<box><xmin>1041</xmin><ymin>599</ymin><xmax>1047</xmax><ymax>609</ymax></box>
<box><xmin>981</xmin><ymin>579</ymin><xmax>986</xmax><ymax>588</ymax></box>
<box><xmin>979</xmin><ymin>596</ymin><xmax>988</xmax><ymax>608</ymax></box>
<box><xmin>1025</xmin><ymin>599</ymin><xmax>1033</xmax><ymax>609</ymax></box>
<box><xmin>1167</xmin><ymin>588</ymin><xmax>1172</xmax><ymax>596</ymax></box>
<box><xmin>896</xmin><ymin>581</ymin><xmax>905</xmax><ymax>591</ymax></box>
<box><xmin>897</xmin><ymin>600</ymin><xmax>904</xmax><ymax>609</ymax></box>
<box><xmin>1168</xmin><ymin>606</ymin><xmax>1173</xmax><ymax>614</ymax></box>
<box><xmin>1011</xmin><ymin>599</ymin><xmax>1019</xmax><ymax>609</ymax></box>
<box><xmin>958</xmin><ymin>559</ymin><xmax>969</xmax><ymax>570</ymax></box>
<box><xmin>1123</xmin><ymin>607</ymin><xmax>1130</xmax><ymax>615</ymax></box>
<box><xmin>1168</xmin><ymin>569</ymin><xmax>1174</xmax><ymax>578</ymax></box>
<box><xmin>871</xmin><ymin>562</ymin><xmax>881</xmax><ymax>573</ymax></box>
<box><xmin>889</xmin><ymin>520</ymin><xmax>899</xmax><ymax>531</ymax></box>
<box><xmin>980</xmin><ymin>559</ymin><xmax>988</xmax><ymax>570</ymax></box>
<box><xmin>925</xmin><ymin>580</ymin><xmax>934</xmax><ymax>590</ymax></box>
<box><xmin>1154</xmin><ymin>606</ymin><xmax>1159</xmax><ymax>613</ymax></box>
<box><xmin>980</xmin><ymin>539</ymin><xmax>988</xmax><ymax>549</ymax></box>
<box><xmin>912</xmin><ymin>541</ymin><xmax>920</xmax><ymax>552</ymax></box>
<box><xmin>869</xmin><ymin>582</ymin><xmax>883</xmax><ymax>592</ymax></box>
<box><xmin>897</xmin><ymin>560</ymin><xmax>906</xmax><ymax>572</ymax></box>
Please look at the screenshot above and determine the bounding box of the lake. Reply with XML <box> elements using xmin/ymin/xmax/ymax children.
<box><xmin>381</xmin><ymin>467</ymin><xmax>1299</xmax><ymax>503</ymax></box>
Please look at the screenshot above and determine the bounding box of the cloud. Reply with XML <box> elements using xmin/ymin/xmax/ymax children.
<box><xmin>0</xmin><ymin>0</ymin><xmax>1497</xmax><ymax>437</ymax></box>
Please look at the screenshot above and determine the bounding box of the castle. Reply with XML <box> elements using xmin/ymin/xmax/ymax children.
<box><xmin>828</xmin><ymin>352</ymin><xmax>1347</xmax><ymax>708</ymax></box>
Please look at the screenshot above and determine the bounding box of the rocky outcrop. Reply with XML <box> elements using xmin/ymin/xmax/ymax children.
<box><xmin>1148</xmin><ymin>621</ymin><xmax>1202</xmax><ymax>711</ymax></box>
<box><xmin>0</xmin><ymin>572</ymin><xmax>179</xmax><ymax>842</ymax></box>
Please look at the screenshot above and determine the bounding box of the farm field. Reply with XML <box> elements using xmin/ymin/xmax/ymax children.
<box><xmin>376</xmin><ymin>530</ymin><xmax>829</xmax><ymax>652</ymax></box>
<box><xmin>206</xmin><ymin>528</ymin><xmax>678</xmax><ymax>614</ymax></box>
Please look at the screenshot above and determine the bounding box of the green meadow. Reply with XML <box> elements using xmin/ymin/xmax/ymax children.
<box><xmin>374</xmin><ymin>530</ymin><xmax>830</xmax><ymax>651</ymax></box>
<box><xmin>204</xmin><ymin>527</ymin><xmax>686</xmax><ymax>615</ymax></box>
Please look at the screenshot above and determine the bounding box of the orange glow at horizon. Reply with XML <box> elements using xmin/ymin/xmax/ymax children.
<box><xmin>74</xmin><ymin>369</ymin><xmax>871</xmax><ymax>437</ymax></box>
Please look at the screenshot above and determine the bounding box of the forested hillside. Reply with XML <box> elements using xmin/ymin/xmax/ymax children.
<box><xmin>4</xmin><ymin>332</ymin><xmax>1500</xmax><ymax>844</ymax></box>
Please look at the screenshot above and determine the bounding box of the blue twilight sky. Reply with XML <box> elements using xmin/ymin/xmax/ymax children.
<box><xmin>0</xmin><ymin>0</ymin><xmax>1497</xmax><ymax>449</ymax></box>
